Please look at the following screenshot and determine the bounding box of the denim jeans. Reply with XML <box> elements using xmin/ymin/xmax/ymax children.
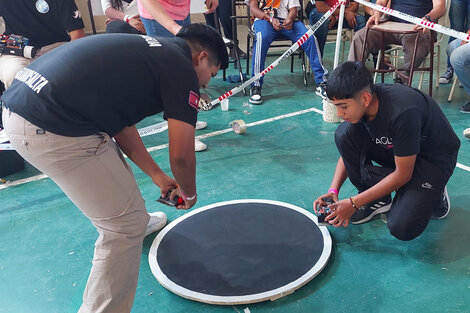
<box><xmin>309</xmin><ymin>8</ymin><xmax>366</xmax><ymax>57</ymax></box>
<box><xmin>205</xmin><ymin>0</ymin><xmax>233</xmax><ymax>40</ymax></box>
<box><xmin>251</xmin><ymin>20</ymin><xmax>327</xmax><ymax>86</ymax></box>
<box><xmin>447</xmin><ymin>0</ymin><xmax>470</xmax><ymax>67</ymax></box>
<box><xmin>448</xmin><ymin>40</ymin><xmax>470</xmax><ymax>95</ymax></box>
<box><xmin>141</xmin><ymin>15</ymin><xmax>191</xmax><ymax>38</ymax></box>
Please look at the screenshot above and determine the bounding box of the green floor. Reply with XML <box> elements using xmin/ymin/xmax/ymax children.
<box><xmin>1</xmin><ymin>45</ymin><xmax>470</xmax><ymax>313</ymax></box>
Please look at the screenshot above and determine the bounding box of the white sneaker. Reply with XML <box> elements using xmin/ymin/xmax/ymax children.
<box><xmin>464</xmin><ymin>127</ymin><xmax>470</xmax><ymax>138</ymax></box>
<box><xmin>195</xmin><ymin>120</ymin><xmax>207</xmax><ymax>130</ymax></box>
<box><xmin>195</xmin><ymin>138</ymin><xmax>207</xmax><ymax>152</ymax></box>
<box><xmin>145</xmin><ymin>212</ymin><xmax>167</xmax><ymax>237</ymax></box>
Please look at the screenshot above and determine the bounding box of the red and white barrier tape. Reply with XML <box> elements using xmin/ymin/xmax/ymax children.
<box><xmin>353</xmin><ymin>0</ymin><xmax>470</xmax><ymax>42</ymax></box>
<box><xmin>209</xmin><ymin>0</ymin><xmax>346</xmax><ymax>107</ymax></box>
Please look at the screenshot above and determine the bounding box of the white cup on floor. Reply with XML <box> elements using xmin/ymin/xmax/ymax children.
<box><xmin>221</xmin><ymin>99</ymin><xmax>229</xmax><ymax>111</ymax></box>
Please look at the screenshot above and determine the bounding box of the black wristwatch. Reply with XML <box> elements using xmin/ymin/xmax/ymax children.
<box><xmin>424</xmin><ymin>15</ymin><xmax>435</xmax><ymax>23</ymax></box>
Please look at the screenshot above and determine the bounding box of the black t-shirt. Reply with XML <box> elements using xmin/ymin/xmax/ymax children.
<box><xmin>2</xmin><ymin>34</ymin><xmax>199</xmax><ymax>137</ymax></box>
<box><xmin>390</xmin><ymin>0</ymin><xmax>433</xmax><ymax>23</ymax></box>
<box><xmin>0</xmin><ymin>0</ymin><xmax>84</xmax><ymax>47</ymax></box>
<box><xmin>362</xmin><ymin>84</ymin><xmax>460</xmax><ymax>171</ymax></box>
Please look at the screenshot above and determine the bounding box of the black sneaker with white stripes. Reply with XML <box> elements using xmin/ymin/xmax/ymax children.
<box><xmin>351</xmin><ymin>195</ymin><xmax>392</xmax><ymax>225</ymax></box>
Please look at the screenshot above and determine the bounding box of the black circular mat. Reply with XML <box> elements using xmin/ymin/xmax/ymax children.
<box><xmin>149</xmin><ymin>200</ymin><xmax>331</xmax><ymax>304</ymax></box>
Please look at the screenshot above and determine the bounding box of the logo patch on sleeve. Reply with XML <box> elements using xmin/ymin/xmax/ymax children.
<box><xmin>188</xmin><ymin>91</ymin><xmax>199</xmax><ymax>110</ymax></box>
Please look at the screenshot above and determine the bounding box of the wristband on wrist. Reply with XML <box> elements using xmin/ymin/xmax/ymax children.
<box><xmin>349</xmin><ymin>196</ymin><xmax>359</xmax><ymax>210</ymax></box>
<box><xmin>328</xmin><ymin>188</ymin><xmax>338</xmax><ymax>195</ymax></box>
<box><xmin>123</xmin><ymin>15</ymin><xmax>130</xmax><ymax>23</ymax></box>
<box><xmin>424</xmin><ymin>15</ymin><xmax>434</xmax><ymax>23</ymax></box>
<box><xmin>181</xmin><ymin>190</ymin><xmax>197</xmax><ymax>201</ymax></box>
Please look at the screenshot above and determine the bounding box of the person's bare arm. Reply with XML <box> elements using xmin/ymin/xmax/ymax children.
<box><xmin>282</xmin><ymin>7</ymin><xmax>298</xmax><ymax>30</ymax></box>
<box><xmin>140</xmin><ymin>0</ymin><xmax>181</xmax><ymax>35</ymax></box>
<box><xmin>313</xmin><ymin>157</ymin><xmax>348</xmax><ymax>212</ymax></box>
<box><xmin>167</xmin><ymin>118</ymin><xmax>197</xmax><ymax>209</ymax></box>
<box><xmin>249</xmin><ymin>0</ymin><xmax>272</xmax><ymax>21</ymax></box>
<box><xmin>205</xmin><ymin>0</ymin><xmax>219</xmax><ymax>14</ymax></box>
<box><xmin>249</xmin><ymin>0</ymin><xmax>281</xmax><ymax>30</ymax></box>
<box><xmin>366</xmin><ymin>0</ymin><xmax>389</xmax><ymax>27</ymax></box>
<box><xmin>104</xmin><ymin>6</ymin><xmax>126</xmax><ymax>20</ymax></box>
<box><xmin>69</xmin><ymin>29</ymin><xmax>85</xmax><ymax>40</ymax></box>
<box><xmin>114</xmin><ymin>126</ymin><xmax>178</xmax><ymax>197</ymax></box>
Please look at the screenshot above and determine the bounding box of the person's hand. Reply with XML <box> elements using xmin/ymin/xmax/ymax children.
<box><xmin>200</xmin><ymin>92</ymin><xmax>211</xmax><ymax>103</ymax></box>
<box><xmin>366</xmin><ymin>12</ymin><xmax>381</xmax><ymax>28</ymax></box>
<box><xmin>344</xmin><ymin>10</ymin><xmax>358</xmax><ymax>28</ymax></box>
<box><xmin>313</xmin><ymin>192</ymin><xmax>339</xmax><ymax>214</ymax></box>
<box><xmin>152</xmin><ymin>172</ymin><xmax>178</xmax><ymax>198</ymax></box>
<box><xmin>129</xmin><ymin>17</ymin><xmax>146</xmax><ymax>34</ymax></box>
<box><xmin>204</xmin><ymin>0</ymin><xmax>218</xmax><ymax>14</ymax></box>
<box><xmin>272</xmin><ymin>18</ymin><xmax>282</xmax><ymax>31</ymax></box>
<box><xmin>324</xmin><ymin>198</ymin><xmax>356</xmax><ymax>227</ymax></box>
<box><xmin>169</xmin><ymin>188</ymin><xmax>197</xmax><ymax>210</ymax></box>
<box><xmin>283</xmin><ymin>17</ymin><xmax>293</xmax><ymax>30</ymax></box>
<box><xmin>171</xmin><ymin>24</ymin><xmax>183</xmax><ymax>36</ymax></box>
<box><xmin>413</xmin><ymin>17</ymin><xmax>432</xmax><ymax>34</ymax></box>
<box><xmin>328</xmin><ymin>15</ymin><xmax>337</xmax><ymax>29</ymax></box>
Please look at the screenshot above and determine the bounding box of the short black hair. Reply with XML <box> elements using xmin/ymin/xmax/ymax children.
<box><xmin>326</xmin><ymin>61</ymin><xmax>375</xmax><ymax>100</ymax></box>
<box><xmin>176</xmin><ymin>23</ymin><xmax>229</xmax><ymax>70</ymax></box>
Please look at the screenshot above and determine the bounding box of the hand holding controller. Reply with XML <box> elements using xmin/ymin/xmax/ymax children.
<box><xmin>157</xmin><ymin>190</ymin><xmax>184</xmax><ymax>207</ymax></box>
<box><xmin>316</xmin><ymin>197</ymin><xmax>335</xmax><ymax>226</ymax></box>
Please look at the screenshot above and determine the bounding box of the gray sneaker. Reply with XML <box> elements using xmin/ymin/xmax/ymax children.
<box><xmin>439</xmin><ymin>68</ymin><xmax>454</xmax><ymax>84</ymax></box>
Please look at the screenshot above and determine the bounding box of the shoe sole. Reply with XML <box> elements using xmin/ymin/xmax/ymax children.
<box><xmin>249</xmin><ymin>99</ymin><xmax>262</xmax><ymax>105</ymax></box>
<box><xmin>433</xmin><ymin>187</ymin><xmax>450</xmax><ymax>220</ymax></box>
<box><xmin>459</xmin><ymin>109</ymin><xmax>470</xmax><ymax>114</ymax></box>
<box><xmin>351</xmin><ymin>202</ymin><xmax>392</xmax><ymax>225</ymax></box>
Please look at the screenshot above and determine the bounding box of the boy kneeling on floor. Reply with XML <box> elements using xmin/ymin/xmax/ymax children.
<box><xmin>313</xmin><ymin>61</ymin><xmax>460</xmax><ymax>241</ymax></box>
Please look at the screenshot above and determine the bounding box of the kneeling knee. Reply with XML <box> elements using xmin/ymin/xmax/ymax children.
<box><xmin>388</xmin><ymin>222</ymin><xmax>423</xmax><ymax>241</ymax></box>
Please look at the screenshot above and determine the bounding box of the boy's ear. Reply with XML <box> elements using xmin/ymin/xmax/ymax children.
<box><xmin>193</xmin><ymin>50</ymin><xmax>209</xmax><ymax>66</ymax></box>
<box><xmin>361</xmin><ymin>91</ymin><xmax>373</xmax><ymax>107</ymax></box>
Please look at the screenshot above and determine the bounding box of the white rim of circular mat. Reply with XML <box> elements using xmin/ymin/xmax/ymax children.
<box><xmin>148</xmin><ymin>199</ymin><xmax>332</xmax><ymax>305</ymax></box>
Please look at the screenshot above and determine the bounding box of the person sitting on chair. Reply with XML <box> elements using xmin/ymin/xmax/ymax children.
<box><xmin>248</xmin><ymin>0</ymin><xmax>328</xmax><ymax>104</ymax></box>
<box><xmin>102</xmin><ymin>0</ymin><xmax>146</xmax><ymax>34</ymax></box>
<box><xmin>0</xmin><ymin>0</ymin><xmax>85</xmax><ymax>89</ymax></box>
<box><xmin>347</xmin><ymin>0</ymin><xmax>446</xmax><ymax>85</ymax></box>
<box><xmin>313</xmin><ymin>61</ymin><xmax>460</xmax><ymax>241</ymax></box>
<box><xmin>447</xmin><ymin>28</ymin><xmax>470</xmax><ymax>114</ymax></box>
<box><xmin>306</xmin><ymin>0</ymin><xmax>366</xmax><ymax>58</ymax></box>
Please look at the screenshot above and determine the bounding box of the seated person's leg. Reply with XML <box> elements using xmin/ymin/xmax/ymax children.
<box><xmin>106</xmin><ymin>20</ymin><xmax>142</xmax><ymax>34</ymax></box>
<box><xmin>249</xmin><ymin>20</ymin><xmax>277</xmax><ymax>104</ymax></box>
<box><xmin>287</xmin><ymin>22</ymin><xmax>328</xmax><ymax>93</ymax></box>
<box><xmin>347</xmin><ymin>27</ymin><xmax>384</xmax><ymax>62</ymax></box>
<box><xmin>308</xmin><ymin>8</ymin><xmax>329</xmax><ymax>57</ymax></box>
<box><xmin>0</xmin><ymin>55</ymin><xmax>32</xmax><ymax>89</ymax></box>
<box><xmin>450</xmin><ymin>41</ymin><xmax>470</xmax><ymax>113</ymax></box>
<box><xmin>387</xmin><ymin>156</ymin><xmax>455</xmax><ymax>241</ymax></box>
<box><xmin>400</xmin><ymin>32</ymin><xmax>432</xmax><ymax>82</ymax></box>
